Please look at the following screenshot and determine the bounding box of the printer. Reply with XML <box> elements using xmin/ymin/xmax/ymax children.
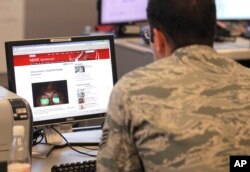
<box><xmin>0</xmin><ymin>86</ymin><xmax>32</xmax><ymax>172</ymax></box>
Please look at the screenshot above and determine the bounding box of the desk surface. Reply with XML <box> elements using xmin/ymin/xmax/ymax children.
<box><xmin>32</xmin><ymin>145</ymin><xmax>98</xmax><ymax>172</ymax></box>
<box><xmin>32</xmin><ymin>129</ymin><xmax>101</xmax><ymax>172</ymax></box>
<box><xmin>115</xmin><ymin>37</ymin><xmax>250</xmax><ymax>60</ymax></box>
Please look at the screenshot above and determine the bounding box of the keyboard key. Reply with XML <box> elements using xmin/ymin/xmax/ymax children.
<box><xmin>51</xmin><ymin>160</ymin><xmax>96</xmax><ymax>172</ymax></box>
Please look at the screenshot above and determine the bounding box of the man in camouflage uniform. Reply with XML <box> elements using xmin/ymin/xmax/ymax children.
<box><xmin>97</xmin><ymin>0</ymin><xmax>250</xmax><ymax>171</ymax></box>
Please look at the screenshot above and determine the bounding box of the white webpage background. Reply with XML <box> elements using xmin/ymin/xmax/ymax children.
<box><xmin>15</xmin><ymin>60</ymin><xmax>113</xmax><ymax>122</ymax></box>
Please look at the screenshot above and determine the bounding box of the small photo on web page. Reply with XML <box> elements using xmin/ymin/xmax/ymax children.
<box><xmin>32</xmin><ymin>80</ymin><xmax>69</xmax><ymax>107</ymax></box>
<box><xmin>75</xmin><ymin>65</ymin><xmax>85</xmax><ymax>73</ymax></box>
<box><xmin>77</xmin><ymin>88</ymin><xmax>85</xmax><ymax>110</ymax></box>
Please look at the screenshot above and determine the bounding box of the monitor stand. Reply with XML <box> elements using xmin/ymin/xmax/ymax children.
<box><xmin>32</xmin><ymin>126</ymin><xmax>65</xmax><ymax>159</ymax></box>
<box><xmin>115</xmin><ymin>24</ymin><xmax>140</xmax><ymax>38</ymax></box>
<box><xmin>32</xmin><ymin>143</ymin><xmax>55</xmax><ymax>159</ymax></box>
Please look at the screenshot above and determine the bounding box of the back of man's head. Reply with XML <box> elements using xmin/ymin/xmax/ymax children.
<box><xmin>147</xmin><ymin>0</ymin><xmax>216</xmax><ymax>49</ymax></box>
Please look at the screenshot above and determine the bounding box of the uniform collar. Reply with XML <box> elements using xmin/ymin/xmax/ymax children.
<box><xmin>171</xmin><ymin>45</ymin><xmax>221</xmax><ymax>61</ymax></box>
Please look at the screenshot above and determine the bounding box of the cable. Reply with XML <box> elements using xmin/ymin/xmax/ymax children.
<box><xmin>51</xmin><ymin>126</ymin><xmax>97</xmax><ymax>157</ymax></box>
<box><xmin>32</xmin><ymin>127</ymin><xmax>44</xmax><ymax>146</ymax></box>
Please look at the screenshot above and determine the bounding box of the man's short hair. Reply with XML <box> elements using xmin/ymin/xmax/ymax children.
<box><xmin>147</xmin><ymin>0</ymin><xmax>216</xmax><ymax>49</ymax></box>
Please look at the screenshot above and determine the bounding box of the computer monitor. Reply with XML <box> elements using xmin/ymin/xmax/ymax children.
<box><xmin>216</xmin><ymin>0</ymin><xmax>250</xmax><ymax>20</ymax></box>
<box><xmin>98</xmin><ymin>0</ymin><xmax>148</xmax><ymax>36</ymax></box>
<box><xmin>5</xmin><ymin>35</ymin><xmax>117</xmax><ymax>129</ymax></box>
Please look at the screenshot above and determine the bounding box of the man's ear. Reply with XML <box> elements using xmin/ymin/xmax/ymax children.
<box><xmin>153</xmin><ymin>28</ymin><xmax>173</xmax><ymax>58</ymax></box>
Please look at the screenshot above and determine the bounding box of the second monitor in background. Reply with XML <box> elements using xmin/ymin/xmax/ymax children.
<box><xmin>97</xmin><ymin>0</ymin><xmax>148</xmax><ymax>37</ymax></box>
<box><xmin>216</xmin><ymin>0</ymin><xmax>250</xmax><ymax>20</ymax></box>
<box><xmin>215</xmin><ymin>0</ymin><xmax>250</xmax><ymax>39</ymax></box>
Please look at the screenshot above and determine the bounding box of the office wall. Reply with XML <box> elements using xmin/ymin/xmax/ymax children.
<box><xmin>1</xmin><ymin>0</ymin><xmax>97</xmax><ymax>72</ymax></box>
<box><xmin>0</xmin><ymin>0</ymin><xmax>25</xmax><ymax>73</ymax></box>
<box><xmin>26</xmin><ymin>0</ymin><xmax>98</xmax><ymax>38</ymax></box>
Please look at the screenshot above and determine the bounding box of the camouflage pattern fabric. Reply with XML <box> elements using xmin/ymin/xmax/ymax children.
<box><xmin>97</xmin><ymin>45</ymin><xmax>250</xmax><ymax>172</ymax></box>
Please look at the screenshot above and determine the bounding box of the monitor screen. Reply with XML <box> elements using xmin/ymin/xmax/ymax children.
<box><xmin>216</xmin><ymin>0</ymin><xmax>250</xmax><ymax>20</ymax></box>
<box><xmin>5</xmin><ymin>35</ymin><xmax>117</xmax><ymax>127</ymax></box>
<box><xmin>98</xmin><ymin>0</ymin><xmax>148</xmax><ymax>25</ymax></box>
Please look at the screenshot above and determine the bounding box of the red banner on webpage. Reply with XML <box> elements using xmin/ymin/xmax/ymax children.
<box><xmin>14</xmin><ymin>49</ymin><xmax>110</xmax><ymax>66</ymax></box>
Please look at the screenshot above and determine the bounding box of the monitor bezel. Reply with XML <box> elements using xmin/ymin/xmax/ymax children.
<box><xmin>97</xmin><ymin>0</ymin><xmax>148</xmax><ymax>25</ymax></box>
<box><xmin>5</xmin><ymin>35</ymin><xmax>117</xmax><ymax>127</ymax></box>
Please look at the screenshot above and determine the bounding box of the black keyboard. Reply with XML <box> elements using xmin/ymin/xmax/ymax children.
<box><xmin>51</xmin><ymin>160</ymin><xmax>96</xmax><ymax>172</ymax></box>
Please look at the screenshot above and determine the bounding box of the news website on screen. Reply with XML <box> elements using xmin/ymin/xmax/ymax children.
<box><xmin>12</xmin><ymin>40</ymin><xmax>114</xmax><ymax>122</ymax></box>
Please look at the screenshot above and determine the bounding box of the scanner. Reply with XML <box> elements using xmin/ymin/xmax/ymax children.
<box><xmin>0</xmin><ymin>86</ymin><xmax>32</xmax><ymax>172</ymax></box>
